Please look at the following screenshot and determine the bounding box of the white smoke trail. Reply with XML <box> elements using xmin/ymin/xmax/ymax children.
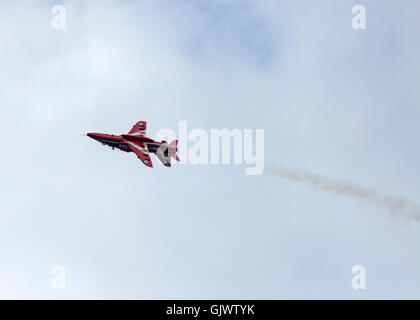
<box><xmin>265</xmin><ymin>167</ymin><xmax>420</xmax><ymax>222</ymax></box>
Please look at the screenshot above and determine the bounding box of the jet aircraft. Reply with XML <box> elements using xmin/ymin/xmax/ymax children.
<box><xmin>87</xmin><ymin>121</ymin><xmax>179</xmax><ymax>167</ymax></box>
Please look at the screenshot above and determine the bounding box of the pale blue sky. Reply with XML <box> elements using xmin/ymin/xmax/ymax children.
<box><xmin>0</xmin><ymin>0</ymin><xmax>419</xmax><ymax>299</ymax></box>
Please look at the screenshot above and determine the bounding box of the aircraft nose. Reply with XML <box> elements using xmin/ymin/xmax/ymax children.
<box><xmin>87</xmin><ymin>133</ymin><xmax>100</xmax><ymax>140</ymax></box>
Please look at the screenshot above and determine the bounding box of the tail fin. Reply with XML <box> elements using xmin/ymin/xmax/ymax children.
<box><xmin>169</xmin><ymin>140</ymin><xmax>178</xmax><ymax>148</ymax></box>
<box><xmin>168</xmin><ymin>140</ymin><xmax>180</xmax><ymax>161</ymax></box>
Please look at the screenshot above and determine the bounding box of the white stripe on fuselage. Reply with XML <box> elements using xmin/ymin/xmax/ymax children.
<box><xmin>124</xmin><ymin>140</ymin><xmax>149</xmax><ymax>154</ymax></box>
<box><xmin>131</xmin><ymin>131</ymin><xmax>146</xmax><ymax>136</ymax></box>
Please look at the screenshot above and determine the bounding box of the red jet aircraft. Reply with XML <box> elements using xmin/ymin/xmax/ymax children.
<box><xmin>87</xmin><ymin>121</ymin><xmax>179</xmax><ymax>168</ymax></box>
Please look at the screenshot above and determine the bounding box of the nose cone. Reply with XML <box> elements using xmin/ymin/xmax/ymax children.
<box><xmin>87</xmin><ymin>133</ymin><xmax>100</xmax><ymax>140</ymax></box>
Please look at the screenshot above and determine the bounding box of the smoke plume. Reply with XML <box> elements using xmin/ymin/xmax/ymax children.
<box><xmin>265</xmin><ymin>167</ymin><xmax>420</xmax><ymax>222</ymax></box>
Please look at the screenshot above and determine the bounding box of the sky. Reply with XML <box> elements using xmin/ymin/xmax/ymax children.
<box><xmin>0</xmin><ymin>0</ymin><xmax>420</xmax><ymax>299</ymax></box>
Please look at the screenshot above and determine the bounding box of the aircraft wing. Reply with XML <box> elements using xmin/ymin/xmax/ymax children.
<box><xmin>125</xmin><ymin>140</ymin><xmax>153</xmax><ymax>167</ymax></box>
<box><xmin>128</xmin><ymin>121</ymin><xmax>147</xmax><ymax>135</ymax></box>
